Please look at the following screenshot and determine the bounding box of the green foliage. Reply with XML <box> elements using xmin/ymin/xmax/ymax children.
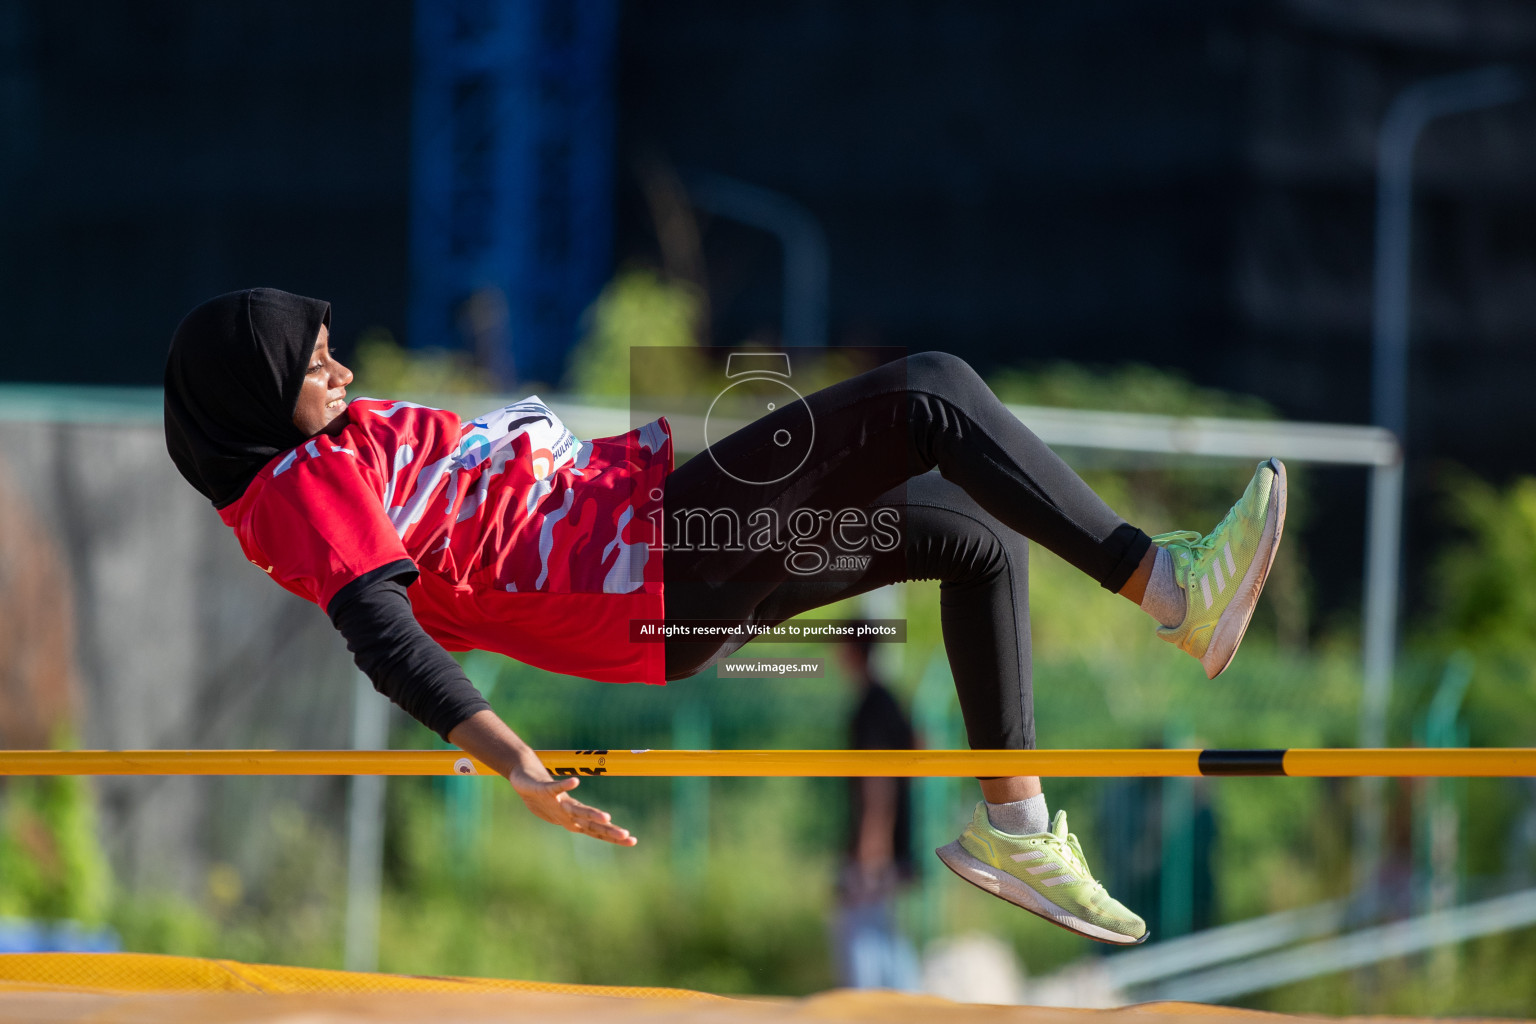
<box><xmin>109</xmin><ymin>892</ymin><xmax>218</xmax><ymax>956</ymax></box>
<box><xmin>347</xmin><ymin>328</ymin><xmax>493</xmax><ymax>398</ymax></box>
<box><xmin>378</xmin><ymin>775</ymin><xmax>835</xmax><ymax>995</ymax></box>
<box><xmin>563</xmin><ymin>268</ymin><xmax>705</xmax><ymax>399</ymax></box>
<box><xmin>1405</xmin><ymin>471</ymin><xmax>1536</xmax><ymax>781</ymax></box>
<box><xmin>0</xmin><ymin>776</ymin><xmax>111</xmax><ymax>922</ymax></box>
<box><xmin>1429</xmin><ymin>472</ymin><xmax>1536</xmax><ymax>654</ymax></box>
<box><xmin>988</xmin><ymin>361</ymin><xmax>1274</xmax><ymax>420</ymax></box>
<box><xmin>106</xmin><ymin>799</ymin><xmax>349</xmax><ymax>968</ymax></box>
<box><xmin>205</xmin><ymin>802</ymin><xmax>349</xmax><ymax>966</ymax></box>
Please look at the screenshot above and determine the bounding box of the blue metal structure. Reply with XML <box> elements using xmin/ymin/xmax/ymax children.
<box><xmin>0</xmin><ymin>918</ymin><xmax>119</xmax><ymax>954</ymax></box>
<box><xmin>410</xmin><ymin>0</ymin><xmax>618</xmax><ymax>387</ymax></box>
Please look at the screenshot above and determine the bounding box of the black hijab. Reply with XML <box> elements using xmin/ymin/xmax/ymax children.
<box><xmin>164</xmin><ymin>287</ymin><xmax>332</xmax><ymax>508</ymax></box>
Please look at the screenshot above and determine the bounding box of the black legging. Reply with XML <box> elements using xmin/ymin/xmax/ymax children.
<box><xmin>661</xmin><ymin>351</ymin><xmax>1151</xmax><ymax>751</ymax></box>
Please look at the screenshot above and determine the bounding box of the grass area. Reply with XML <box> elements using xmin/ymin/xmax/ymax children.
<box><xmin>379</xmin><ymin>775</ymin><xmax>838</xmax><ymax>995</ymax></box>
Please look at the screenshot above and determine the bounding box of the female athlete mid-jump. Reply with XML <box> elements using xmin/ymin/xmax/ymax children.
<box><xmin>164</xmin><ymin>288</ymin><xmax>1285</xmax><ymax>945</ymax></box>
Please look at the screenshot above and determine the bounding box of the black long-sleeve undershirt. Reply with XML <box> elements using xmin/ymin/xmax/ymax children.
<box><xmin>326</xmin><ymin>561</ymin><xmax>491</xmax><ymax>740</ymax></box>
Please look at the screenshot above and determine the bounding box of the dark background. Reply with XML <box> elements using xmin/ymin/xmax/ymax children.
<box><xmin>2</xmin><ymin>0</ymin><xmax>1533</xmax><ymax>611</ymax></box>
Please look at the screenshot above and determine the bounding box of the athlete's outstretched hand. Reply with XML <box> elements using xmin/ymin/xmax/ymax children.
<box><xmin>447</xmin><ymin>707</ymin><xmax>637</xmax><ymax>847</ymax></box>
<box><xmin>507</xmin><ymin>766</ymin><xmax>637</xmax><ymax>846</ymax></box>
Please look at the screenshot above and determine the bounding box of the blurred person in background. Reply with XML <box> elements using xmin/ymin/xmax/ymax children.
<box><xmin>832</xmin><ymin>632</ymin><xmax>918</xmax><ymax>990</ymax></box>
<box><xmin>164</xmin><ymin>287</ymin><xmax>1287</xmax><ymax>947</ymax></box>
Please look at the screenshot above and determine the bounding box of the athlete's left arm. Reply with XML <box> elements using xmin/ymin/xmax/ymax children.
<box><xmin>328</xmin><ymin>568</ymin><xmax>635</xmax><ymax>847</ymax></box>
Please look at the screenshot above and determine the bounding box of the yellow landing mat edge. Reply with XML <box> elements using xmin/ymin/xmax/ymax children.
<box><xmin>0</xmin><ymin>952</ymin><xmax>721</xmax><ymax>1000</ymax></box>
<box><xmin>0</xmin><ymin>954</ymin><xmax>1519</xmax><ymax>1024</ymax></box>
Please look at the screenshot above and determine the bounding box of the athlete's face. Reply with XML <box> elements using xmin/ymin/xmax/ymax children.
<box><xmin>292</xmin><ymin>324</ymin><xmax>354</xmax><ymax>438</ymax></box>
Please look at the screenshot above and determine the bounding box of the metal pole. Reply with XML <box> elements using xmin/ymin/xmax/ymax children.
<box><xmin>683</xmin><ymin>170</ymin><xmax>830</xmax><ymax>347</ymax></box>
<box><xmin>1359</xmin><ymin>461</ymin><xmax>1405</xmax><ymax>753</ymax></box>
<box><xmin>1354</xmin><ymin>459</ymin><xmax>1403</xmax><ymax>913</ymax></box>
<box><xmin>1372</xmin><ymin>66</ymin><xmax>1526</xmax><ymax>442</ymax></box>
<box><xmin>1361</xmin><ymin>65</ymin><xmax>1526</xmax><ymax>912</ymax></box>
<box><xmin>344</xmin><ymin>672</ymin><xmax>390</xmax><ymax>972</ymax></box>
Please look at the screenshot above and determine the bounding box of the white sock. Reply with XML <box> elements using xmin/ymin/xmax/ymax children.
<box><xmin>1140</xmin><ymin>545</ymin><xmax>1187</xmax><ymax>628</ymax></box>
<box><xmin>985</xmin><ymin>793</ymin><xmax>1048</xmax><ymax>836</ymax></box>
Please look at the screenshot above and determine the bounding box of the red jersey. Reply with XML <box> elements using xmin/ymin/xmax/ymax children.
<box><xmin>218</xmin><ymin>397</ymin><xmax>673</xmax><ymax>685</ymax></box>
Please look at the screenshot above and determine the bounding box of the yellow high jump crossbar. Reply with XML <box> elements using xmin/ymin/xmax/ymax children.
<box><xmin>0</xmin><ymin>748</ymin><xmax>1531</xmax><ymax>778</ymax></box>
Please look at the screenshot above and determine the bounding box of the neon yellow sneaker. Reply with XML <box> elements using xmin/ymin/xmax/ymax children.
<box><xmin>1153</xmin><ymin>457</ymin><xmax>1287</xmax><ymax>680</ymax></box>
<box><xmin>936</xmin><ymin>804</ymin><xmax>1147</xmax><ymax>945</ymax></box>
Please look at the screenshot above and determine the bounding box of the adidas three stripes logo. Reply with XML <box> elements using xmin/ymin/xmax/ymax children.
<box><xmin>1195</xmin><ymin>541</ymin><xmax>1238</xmax><ymax>610</ymax></box>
